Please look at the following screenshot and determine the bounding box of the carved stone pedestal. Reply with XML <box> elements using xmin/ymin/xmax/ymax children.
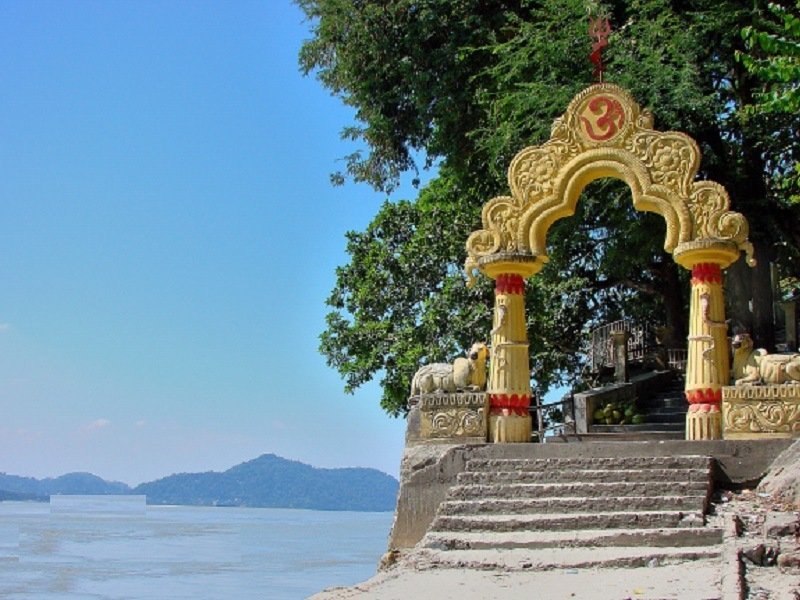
<box><xmin>415</xmin><ymin>393</ymin><xmax>489</xmax><ymax>442</ymax></box>
<box><xmin>722</xmin><ymin>385</ymin><xmax>800</xmax><ymax>439</ymax></box>
<box><xmin>489</xmin><ymin>412</ymin><xmax>532</xmax><ymax>443</ymax></box>
<box><xmin>687</xmin><ymin>406</ymin><xmax>722</xmax><ymax>441</ymax></box>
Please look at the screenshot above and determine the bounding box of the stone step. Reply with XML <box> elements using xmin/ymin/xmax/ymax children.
<box><xmin>437</xmin><ymin>494</ymin><xmax>708</xmax><ymax>516</ymax></box>
<box><xmin>574</xmin><ymin>431</ymin><xmax>685</xmax><ymax>441</ymax></box>
<box><xmin>422</xmin><ymin>526</ymin><xmax>723</xmax><ymax>551</ymax></box>
<box><xmin>430</xmin><ymin>510</ymin><xmax>705</xmax><ymax>533</ymax></box>
<box><xmin>639</xmin><ymin>396</ymin><xmax>686</xmax><ymax>409</ymax></box>
<box><xmin>415</xmin><ymin>545</ymin><xmax>722</xmax><ymax>571</ymax></box>
<box><xmin>449</xmin><ymin>480</ymin><xmax>710</xmax><ymax>500</ymax></box>
<box><xmin>457</xmin><ymin>467</ymin><xmax>709</xmax><ymax>485</ymax></box>
<box><xmin>590</xmin><ymin>422</ymin><xmax>684</xmax><ymax>432</ymax></box>
<box><xmin>464</xmin><ymin>456</ymin><xmax>711</xmax><ymax>472</ymax></box>
<box><xmin>639</xmin><ymin>411</ymin><xmax>686</xmax><ymax>423</ymax></box>
<box><xmin>651</xmin><ymin>391</ymin><xmax>685</xmax><ymax>399</ymax></box>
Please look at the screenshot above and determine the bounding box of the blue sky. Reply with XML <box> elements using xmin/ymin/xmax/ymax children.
<box><xmin>0</xmin><ymin>0</ymin><xmax>425</xmax><ymax>485</ymax></box>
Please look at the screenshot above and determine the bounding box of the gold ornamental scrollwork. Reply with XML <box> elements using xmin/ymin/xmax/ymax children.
<box><xmin>724</xmin><ymin>399</ymin><xmax>800</xmax><ymax>434</ymax></box>
<box><xmin>465</xmin><ymin>83</ymin><xmax>755</xmax><ymax>284</ymax></box>
<box><xmin>626</xmin><ymin>132</ymin><xmax>698</xmax><ymax>196</ymax></box>
<box><xmin>419</xmin><ymin>393</ymin><xmax>488</xmax><ymax>440</ymax></box>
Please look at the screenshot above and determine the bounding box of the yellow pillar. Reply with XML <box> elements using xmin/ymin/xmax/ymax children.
<box><xmin>487</xmin><ymin>272</ymin><xmax>532</xmax><ymax>442</ymax></box>
<box><xmin>683</xmin><ymin>262</ymin><xmax>729</xmax><ymax>440</ymax></box>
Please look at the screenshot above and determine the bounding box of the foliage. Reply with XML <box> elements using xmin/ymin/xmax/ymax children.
<box><xmin>300</xmin><ymin>0</ymin><xmax>800</xmax><ymax>415</ymax></box>
<box><xmin>296</xmin><ymin>0</ymin><xmax>520</xmax><ymax>193</ymax></box>
<box><xmin>739</xmin><ymin>1</ymin><xmax>800</xmax><ymax>115</ymax></box>
<box><xmin>320</xmin><ymin>173</ymin><xmax>493</xmax><ymax>414</ymax></box>
<box><xmin>738</xmin><ymin>1</ymin><xmax>800</xmax><ymax>205</ymax></box>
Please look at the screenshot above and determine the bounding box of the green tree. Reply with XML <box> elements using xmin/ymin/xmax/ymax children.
<box><xmin>739</xmin><ymin>2</ymin><xmax>800</xmax><ymax>117</ymax></box>
<box><xmin>737</xmin><ymin>1</ymin><xmax>800</xmax><ymax>214</ymax></box>
<box><xmin>319</xmin><ymin>173</ymin><xmax>492</xmax><ymax>415</ymax></box>
<box><xmin>731</xmin><ymin>0</ymin><xmax>800</xmax><ymax>329</ymax></box>
<box><xmin>300</xmin><ymin>0</ymin><xmax>800</xmax><ymax>415</ymax></box>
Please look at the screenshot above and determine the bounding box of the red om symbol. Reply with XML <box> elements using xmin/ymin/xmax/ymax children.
<box><xmin>580</xmin><ymin>96</ymin><xmax>625</xmax><ymax>141</ymax></box>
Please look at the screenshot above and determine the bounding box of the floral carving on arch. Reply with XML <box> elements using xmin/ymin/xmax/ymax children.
<box><xmin>465</xmin><ymin>83</ymin><xmax>754</xmax><ymax>284</ymax></box>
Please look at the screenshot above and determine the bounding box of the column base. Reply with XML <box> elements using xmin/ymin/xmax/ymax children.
<box><xmin>686</xmin><ymin>405</ymin><xmax>721</xmax><ymax>440</ymax></box>
<box><xmin>489</xmin><ymin>413</ymin><xmax>531</xmax><ymax>443</ymax></box>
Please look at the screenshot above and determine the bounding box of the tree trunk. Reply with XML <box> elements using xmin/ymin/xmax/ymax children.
<box><xmin>726</xmin><ymin>31</ymin><xmax>776</xmax><ymax>349</ymax></box>
<box><xmin>725</xmin><ymin>241</ymin><xmax>775</xmax><ymax>350</ymax></box>
<box><xmin>661</xmin><ymin>260</ymin><xmax>687</xmax><ymax>349</ymax></box>
<box><xmin>726</xmin><ymin>257</ymin><xmax>753</xmax><ymax>335</ymax></box>
<box><xmin>751</xmin><ymin>239</ymin><xmax>776</xmax><ymax>350</ymax></box>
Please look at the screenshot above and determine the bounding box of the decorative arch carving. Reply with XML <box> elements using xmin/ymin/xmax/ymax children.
<box><xmin>465</xmin><ymin>83</ymin><xmax>754</xmax><ymax>284</ymax></box>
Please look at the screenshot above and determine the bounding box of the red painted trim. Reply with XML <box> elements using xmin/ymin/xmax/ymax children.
<box><xmin>691</xmin><ymin>263</ymin><xmax>722</xmax><ymax>285</ymax></box>
<box><xmin>495</xmin><ymin>274</ymin><xmax>525</xmax><ymax>295</ymax></box>
<box><xmin>685</xmin><ymin>388</ymin><xmax>722</xmax><ymax>406</ymax></box>
<box><xmin>490</xmin><ymin>393</ymin><xmax>530</xmax><ymax>416</ymax></box>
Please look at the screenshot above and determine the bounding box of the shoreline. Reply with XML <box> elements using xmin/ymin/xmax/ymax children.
<box><xmin>309</xmin><ymin>553</ymin><xmax>727</xmax><ymax>600</ymax></box>
<box><xmin>311</xmin><ymin>491</ymin><xmax>800</xmax><ymax>600</ymax></box>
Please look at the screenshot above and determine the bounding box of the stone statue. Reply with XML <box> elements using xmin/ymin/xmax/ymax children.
<box><xmin>732</xmin><ymin>332</ymin><xmax>800</xmax><ymax>385</ymax></box>
<box><xmin>409</xmin><ymin>342</ymin><xmax>489</xmax><ymax>398</ymax></box>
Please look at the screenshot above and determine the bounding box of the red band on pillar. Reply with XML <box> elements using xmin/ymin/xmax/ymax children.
<box><xmin>685</xmin><ymin>388</ymin><xmax>722</xmax><ymax>406</ymax></box>
<box><xmin>691</xmin><ymin>263</ymin><xmax>722</xmax><ymax>285</ymax></box>
<box><xmin>495</xmin><ymin>274</ymin><xmax>525</xmax><ymax>295</ymax></box>
<box><xmin>490</xmin><ymin>393</ymin><xmax>530</xmax><ymax>416</ymax></box>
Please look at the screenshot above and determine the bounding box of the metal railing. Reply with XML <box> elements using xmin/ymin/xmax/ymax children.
<box><xmin>667</xmin><ymin>348</ymin><xmax>687</xmax><ymax>372</ymax></box>
<box><xmin>587</xmin><ymin>320</ymin><xmax>686</xmax><ymax>374</ymax></box>
<box><xmin>530</xmin><ymin>390</ymin><xmax>575</xmax><ymax>442</ymax></box>
<box><xmin>587</xmin><ymin>320</ymin><xmax>650</xmax><ymax>372</ymax></box>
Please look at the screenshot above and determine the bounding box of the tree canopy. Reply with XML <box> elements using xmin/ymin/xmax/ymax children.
<box><xmin>298</xmin><ymin>0</ymin><xmax>800</xmax><ymax>416</ymax></box>
<box><xmin>738</xmin><ymin>1</ymin><xmax>800</xmax><ymax>206</ymax></box>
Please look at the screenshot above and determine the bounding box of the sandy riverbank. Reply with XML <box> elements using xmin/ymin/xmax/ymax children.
<box><xmin>310</xmin><ymin>489</ymin><xmax>800</xmax><ymax>600</ymax></box>
<box><xmin>310</xmin><ymin>560</ymin><xmax>724</xmax><ymax>600</ymax></box>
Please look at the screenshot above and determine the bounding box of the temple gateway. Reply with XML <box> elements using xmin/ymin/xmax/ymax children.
<box><xmin>406</xmin><ymin>82</ymin><xmax>800</xmax><ymax>446</ymax></box>
<box><xmin>391</xmin><ymin>84</ymin><xmax>799</xmax><ymax>579</ymax></box>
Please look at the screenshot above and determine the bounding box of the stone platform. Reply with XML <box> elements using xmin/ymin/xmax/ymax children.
<box><xmin>388</xmin><ymin>439</ymin><xmax>793</xmax><ymax>550</ymax></box>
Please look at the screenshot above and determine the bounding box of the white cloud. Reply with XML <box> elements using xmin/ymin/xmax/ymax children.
<box><xmin>0</xmin><ymin>324</ymin><xmax>10</xmax><ymax>332</ymax></box>
<box><xmin>134</xmin><ymin>420</ymin><xmax>147</xmax><ymax>428</ymax></box>
<box><xmin>83</xmin><ymin>418</ymin><xmax>111</xmax><ymax>432</ymax></box>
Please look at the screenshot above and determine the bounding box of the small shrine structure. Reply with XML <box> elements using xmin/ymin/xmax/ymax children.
<box><xmin>462</xmin><ymin>82</ymin><xmax>755</xmax><ymax>442</ymax></box>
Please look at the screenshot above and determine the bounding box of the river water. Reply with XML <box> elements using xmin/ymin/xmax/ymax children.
<box><xmin>0</xmin><ymin>497</ymin><xmax>393</xmax><ymax>599</ymax></box>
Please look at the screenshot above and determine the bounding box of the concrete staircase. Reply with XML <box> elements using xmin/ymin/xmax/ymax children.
<box><xmin>582</xmin><ymin>376</ymin><xmax>688</xmax><ymax>441</ymax></box>
<box><xmin>419</xmin><ymin>455</ymin><xmax>723</xmax><ymax>570</ymax></box>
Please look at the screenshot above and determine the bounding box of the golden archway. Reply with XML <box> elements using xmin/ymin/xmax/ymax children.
<box><xmin>466</xmin><ymin>83</ymin><xmax>754</xmax><ymax>442</ymax></box>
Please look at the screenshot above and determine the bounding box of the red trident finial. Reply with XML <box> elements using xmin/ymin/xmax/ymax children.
<box><xmin>589</xmin><ymin>17</ymin><xmax>611</xmax><ymax>82</ymax></box>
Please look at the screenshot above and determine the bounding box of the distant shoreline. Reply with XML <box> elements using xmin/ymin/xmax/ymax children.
<box><xmin>0</xmin><ymin>453</ymin><xmax>399</xmax><ymax>513</ymax></box>
<box><xmin>0</xmin><ymin>496</ymin><xmax>395</xmax><ymax>514</ymax></box>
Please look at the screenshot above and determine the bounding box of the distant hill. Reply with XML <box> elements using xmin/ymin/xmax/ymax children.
<box><xmin>0</xmin><ymin>472</ymin><xmax>130</xmax><ymax>498</ymax></box>
<box><xmin>0</xmin><ymin>454</ymin><xmax>399</xmax><ymax>512</ymax></box>
<box><xmin>133</xmin><ymin>454</ymin><xmax>399</xmax><ymax>512</ymax></box>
